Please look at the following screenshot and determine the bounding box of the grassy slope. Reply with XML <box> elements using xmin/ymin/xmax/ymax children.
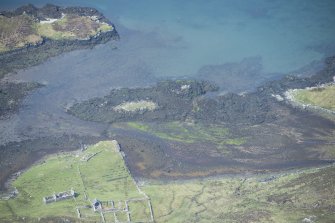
<box><xmin>0</xmin><ymin>141</ymin><xmax>334</xmax><ymax>222</ymax></box>
<box><xmin>292</xmin><ymin>84</ymin><xmax>335</xmax><ymax>111</ymax></box>
<box><xmin>0</xmin><ymin>141</ymin><xmax>144</xmax><ymax>222</ymax></box>
<box><xmin>0</xmin><ymin>13</ymin><xmax>113</xmax><ymax>53</ymax></box>
<box><xmin>144</xmin><ymin>165</ymin><xmax>335</xmax><ymax>223</ymax></box>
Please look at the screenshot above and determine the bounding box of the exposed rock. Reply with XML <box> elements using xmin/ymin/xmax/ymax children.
<box><xmin>258</xmin><ymin>56</ymin><xmax>335</xmax><ymax>95</ymax></box>
<box><xmin>302</xmin><ymin>215</ymin><xmax>317</xmax><ymax>223</ymax></box>
<box><xmin>69</xmin><ymin>80</ymin><xmax>218</xmax><ymax>123</ymax></box>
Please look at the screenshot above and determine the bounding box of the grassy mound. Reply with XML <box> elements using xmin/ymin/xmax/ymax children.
<box><xmin>290</xmin><ymin>84</ymin><xmax>335</xmax><ymax>111</ymax></box>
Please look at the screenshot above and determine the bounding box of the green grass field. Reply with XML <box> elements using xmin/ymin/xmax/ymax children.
<box><xmin>291</xmin><ymin>84</ymin><xmax>335</xmax><ymax>111</ymax></box>
<box><xmin>0</xmin><ymin>141</ymin><xmax>147</xmax><ymax>222</ymax></box>
<box><xmin>1</xmin><ymin>141</ymin><xmax>334</xmax><ymax>222</ymax></box>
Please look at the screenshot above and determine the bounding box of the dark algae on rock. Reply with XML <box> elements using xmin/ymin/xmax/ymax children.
<box><xmin>0</xmin><ymin>82</ymin><xmax>42</xmax><ymax>118</ymax></box>
<box><xmin>68</xmin><ymin>78</ymin><xmax>271</xmax><ymax>125</ymax></box>
<box><xmin>68</xmin><ymin>57</ymin><xmax>335</xmax><ymax>125</ymax></box>
<box><xmin>69</xmin><ymin>80</ymin><xmax>219</xmax><ymax>123</ymax></box>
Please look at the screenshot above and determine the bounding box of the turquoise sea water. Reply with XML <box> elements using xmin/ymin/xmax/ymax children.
<box><xmin>2</xmin><ymin>0</ymin><xmax>335</xmax><ymax>78</ymax></box>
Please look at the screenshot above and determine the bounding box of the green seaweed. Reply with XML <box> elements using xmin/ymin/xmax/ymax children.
<box><xmin>126</xmin><ymin>121</ymin><xmax>246</xmax><ymax>148</ymax></box>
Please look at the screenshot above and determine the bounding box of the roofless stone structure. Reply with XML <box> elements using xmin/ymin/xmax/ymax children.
<box><xmin>43</xmin><ymin>189</ymin><xmax>75</xmax><ymax>204</ymax></box>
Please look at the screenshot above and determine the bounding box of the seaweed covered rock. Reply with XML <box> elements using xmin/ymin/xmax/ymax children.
<box><xmin>68</xmin><ymin>80</ymin><xmax>219</xmax><ymax>123</ymax></box>
<box><xmin>0</xmin><ymin>82</ymin><xmax>42</xmax><ymax>118</ymax></box>
<box><xmin>69</xmin><ymin>56</ymin><xmax>335</xmax><ymax>125</ymax></box>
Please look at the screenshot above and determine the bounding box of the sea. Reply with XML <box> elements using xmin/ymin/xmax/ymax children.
<box><xmin>0</xmin><ymin>0</ymin><xmax>335</xmax><ymax>144</ymax></box>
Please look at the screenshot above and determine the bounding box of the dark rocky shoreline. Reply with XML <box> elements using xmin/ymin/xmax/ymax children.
<box><xmin>68</xmin><ymin>56</ymin><xmax>335</xmax><ymax>126</ymax></box>
<box><xmin>0</xmin><ymin>29</ymin><xmax>118</xmax><ymax>79</ymax></box>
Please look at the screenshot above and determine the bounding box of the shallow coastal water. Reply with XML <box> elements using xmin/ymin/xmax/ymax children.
<box><xmin>2</xmin><ymin>0</ymin><xmax>335</xmax><ymax>76</ymax></box>
<box><xmin>1</xmin><ymin>0</ymin><xmax>334</xmax><ymax>141</ymax></box>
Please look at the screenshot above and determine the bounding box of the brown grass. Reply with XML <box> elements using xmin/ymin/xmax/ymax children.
<box><xmin>0</xmin><ymin>13</ymin><xmax>113</xmax><ymax>53</ymax></box>
<box><xmin>52</xmin><ymin>14</ymin><xmax>100</xmax><ymax>39</ymax></box>
<box><xmin>0</xmin><ymin>15</ymin><xmax>40</xmax><ymax>51</ymax></box>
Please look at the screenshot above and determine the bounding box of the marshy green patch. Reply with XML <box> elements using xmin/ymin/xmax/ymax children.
<box><xmin>127</xmin><ymin>121</ymin><xmax>246</xmax><ymax>147</ymax></box>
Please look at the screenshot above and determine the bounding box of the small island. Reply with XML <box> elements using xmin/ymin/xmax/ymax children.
<box><xmin>0</xmin><ymin>4</ymin><xmax>119</xmax><ymax>78</ymax></box>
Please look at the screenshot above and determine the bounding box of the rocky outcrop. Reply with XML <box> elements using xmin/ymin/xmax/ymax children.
<box><xmin>68</xmin><ymin>80</ymin><xmax>218</xmax><ymax>123</ymax></box>
<box><xmin>193</xmin><ymin>92</ymin><xmax>271</xmax><ymax>124</ymax></box>
<box><xmin>258</xmin><ymin>56</ymin><xmax>335</xmax><ymax>95</ymax></box>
